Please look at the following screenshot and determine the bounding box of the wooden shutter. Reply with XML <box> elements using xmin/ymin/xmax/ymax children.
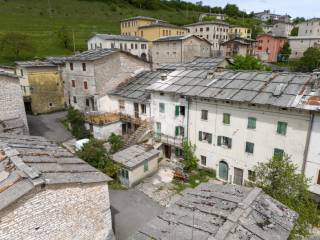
<box><xmin>217</xmin><ymin>136</ymin><xmax>222</xmax><ymax>146</ymax></box>
<box><xmin>208</xmin><ymin>134</ymin><xmax>212</xmax><ymax>144</ymax></box>
<box><xmin>199</xmin><ymin>131</ymin><xmax>202</xmax><ymax>141</ymax></box>
<box><xmin>175</xmin><ymin>126</ymin><xmax>179</xmax><ymax>136</ymax></box>
<box><xmin>175</xmin><ymin>106</ymin><xmax>180</xmax><ymax>116</ymax></box>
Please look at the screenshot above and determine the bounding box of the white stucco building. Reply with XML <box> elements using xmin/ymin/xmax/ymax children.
<box><xmin>289</xmin><ymin>18</ymin><xmax>320</xmax><ymax>59</ymax></box>
<box><xmin>87</xmin><ymin>34</ymin><xmax>149</xmax><ymax>61</ymax></box>
<box><xmin>184</xmin><ymin>21</ymin><xmax>230</xmax><ymax>55</ymax></box>
<box><xmin>146</xmin><ymin>69</ymin><xmax>320</xmax><ymax>196</ymax></box>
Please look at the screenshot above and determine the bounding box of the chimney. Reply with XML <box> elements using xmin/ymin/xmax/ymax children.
<box><xmin>160</xmin><ymin>73</ymin><xmax>167</xmax><ymax>81</ymax></box>
<box><xmin>206</xmin><ymin>70</ymin><xmax>215</xmax><ymax>79</ymax></box>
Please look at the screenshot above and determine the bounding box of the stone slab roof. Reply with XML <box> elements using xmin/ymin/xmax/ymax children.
<box><xmin>221</xmin><ymin>37</ymin><xmax>257</xmax><ymax>46</ymax></box>
<box><xmin>0</xmin><ymin>134</ymin><xmax>111</xmax><ymax>212</ymax></box>
<box><xmin>15</xmin><ymin>60</ymin><xmax>56</xmax><ymax>68</ymax></box>
<box><xmin>0</xmin><ymin>71</ymin><xmax>19</xmax><ymax>79</ymax></box>
<box><xmin>146</xmin><ymin>69</ymin><xmax>320</xmax><ymax>111</ymax></box>
<box><xmin>130</xmin><ymin>183</ymin><xmax>298</xmax><ymax>240</ymax></box>
<box><xmin>153</xmin><ymin>34</ymin><xmax>212</xmax><ymax>45</ymax></box>
<box><xmin>138</xmin><ymin>22</ymin><xmax>187</xmax><ymax>30</ymax></box>
<box><xmin>109</xmin><ymin>58</ymin><xmax>227</xmax><ymax>102</ymax></box>
<box><xmin>112</xmin><ymin>145</ymin><xmax>160</xmax><ymax>169</ymax></box>
<box><xmin>120</xmin><ymin>16</ymin><xmax>165</xmax><ymax>22</ymax></box>
<box><xmin>66</xmin><ymin>48</ymin><xmax>118</xmax><ymax>61</ymax></box>
<box><xmin>93</xmin><ymin>34</ymin><xmax>147</xmax><ymax>42</ymax></box>
<box><xmin>184</xmin><ymin>20</ymin><xmax>230</xmax><ymax>27</ymax></box>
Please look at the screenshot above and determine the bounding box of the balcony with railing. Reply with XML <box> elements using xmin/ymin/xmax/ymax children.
<box><xmin>84</xmin><ymin>111</ymin><xmax>151</xmax><ymax>126</ymax></box>
<box><xmin>154</xmin><ymin>133</ymin><xmax>185</xmax><ymax>147</ymax></box>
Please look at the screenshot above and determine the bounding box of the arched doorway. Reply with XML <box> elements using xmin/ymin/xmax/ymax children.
<box><xmin>141</xmin><ymin>53</ymin><xmax>147</xmax><ymax>61</ymax></box>
<box><xmin>219</xmin><ymin>161</ymin><xmax>229</xmax><ymax>181</ymax></box>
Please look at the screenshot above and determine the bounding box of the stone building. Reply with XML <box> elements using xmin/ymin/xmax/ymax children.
<box><xmin>130</xmin><ymin>183</ymin><xmax>298</xmax><ymax>239</ymax></box>
<box><xmin>64</xmin><ymin>48</ymin><xmax>151</xmax><ymax>112</ymax></box>
<box><xmin>256</xmin><ymin>34</ymin><xmax>287</xmax><ymax>62</ymax></box>
<box><xmin>221</xmin><ymin>37</ymin><xmax>256</xmax><ymax>57</ymax></box>
<box><xmin>270</xmin><ymin>22</ymin><xmax>294</xmax><ymax>37</ymax></box>
<box><xmin>113</xmin><ymin>145</ymin><xmax>160</xmax><ymax>187</ymax></box>
<box><xmin>184</xmin><ymin>21</ymin><xmax>230</xmax><ymax>55</ymax></box>
<box><xmin>15</xmin><ymin>60</ymin><xmax>65</xmax><ymax>114</ymax></box>
<box><xmin>87</xmin><ymin>34</ymin><xmax>149</xmax><ymax>61</ymax></box>
<box><xmin>254</xmin><ymin>10</ymin><xmax>291</xmax><ymax>23</ymax></box>
<box><xmin>0</xmin><ymin>72</ymin><xmax>28</xmax><ymax>134</ymax></box>
<box><xmin>0</xmin><ymin>134</ymin><xmax>113</xmax><ymax>240</ymax></box>
<box><xmin>151</xmin><ymin>35</ymin><xmax>212</xmax><ymax>68</ymax></box>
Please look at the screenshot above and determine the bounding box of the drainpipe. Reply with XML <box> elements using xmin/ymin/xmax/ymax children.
<box><xmin>186</xmin><ymin>97</ymin><xmax>190</xmax><ymax>141</ymax></box>
<box><xmin>302</xmin><ymin>112</ymin><xmax>314</xmax><ymax>174</ymax></box>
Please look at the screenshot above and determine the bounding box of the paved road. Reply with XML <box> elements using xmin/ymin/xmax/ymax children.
<box><xmin>27</xmin><ymin>111</ymin><xmax>72</xmax><ymax>143</ymax></box>
<box><xmin>110</xmin><ymin>189</ymin><xmax>164</xmax><ymax>240</ymax></box>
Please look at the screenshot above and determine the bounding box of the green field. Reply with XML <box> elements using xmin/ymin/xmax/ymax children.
<box><xmin>0</xmin><ymin>0</ymin><xmax>201</xmax><ymax>64</ymax></box>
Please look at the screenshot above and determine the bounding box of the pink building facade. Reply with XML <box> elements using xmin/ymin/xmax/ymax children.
<box><xmin>256</xmin><ymin>34</ymin><xmax>287</xmax><ymax>62</ymax></box>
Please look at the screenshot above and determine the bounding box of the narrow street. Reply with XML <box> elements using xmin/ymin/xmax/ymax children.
<box><xmin>27</xmin><ymin>111</ymin><xmax>72</xmax><ymax>143</ymax></box>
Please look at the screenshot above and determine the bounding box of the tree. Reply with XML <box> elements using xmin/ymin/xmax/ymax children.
<box><xmin>223</xmin><ymin>4</ymin><xmax>241</xmax><ymax>17</ymax></box>
<box><xmin>56</xmin><ymin>26</ymin><xmax>72</xmax><ymax>50</ymax></box>
<box><xmin>77</xmin><ymin>139</ymin><xmax>107</xmax><ymax>169</ymax></box>
<box><xmin>182</xmin><ymin>141</ymin><xmax>198</xmax><ymax>172</ymax></box>
<box><xmin>230</xmin><ymin>55</ymin><xmax>271</xmax><ymax>71</ymax></box>
<box><xmin>294</xmin><ymin>47</ymin><xmax>320</xmax><ymax>72</ymax></box>
<box><xmin>254</xmin><ymin>155</ymin><xmax>320</xmax><ymax>239</ymax></box>
<box><xmin>0</xmin><ymin>32</ymin><xmax>34</xmax><ymax>59</ymax></box>
<box><xmin>290</xmin><ymin>27</ymin><xmax>299</xmax><ymax>36</ymax></box>
<box><xmin>278</xmin><ymin>42</ymin><xmax>292</xmax><ymax>62</ymax></box>
<box><xmin>292</xmin><ymin>17</ymin><xmax>306</xmax><ymax>24</ymax></box>
<box><xmin>108</xmin><ymin>133</ymin><xmax>124</xmax><ymax>153</ymax></box>
<box><xmin>66</xmin><ymin>107</ymin><xmax>88</xmax><ymax>139</ymax></box>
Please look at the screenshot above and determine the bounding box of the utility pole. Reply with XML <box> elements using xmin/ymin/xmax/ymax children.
<box><xmin>72</xmin><ymin>30</ymin><xmax>76</xmax><ymax>53</ymax></box>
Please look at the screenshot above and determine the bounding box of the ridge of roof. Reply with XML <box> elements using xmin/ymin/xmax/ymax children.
<box><xmin>92</xmin><ymin>33</ymin><xmax>148</xmax><ymax>42</ymax></box>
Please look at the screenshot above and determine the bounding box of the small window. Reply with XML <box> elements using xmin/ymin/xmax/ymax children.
<box><xmin>121</xmin><ymin>169</ymin><xmax>129</xmax><ymax>179</ymax></box>
<box><xmin>317</xmin><ymin>170</ymin><xmax>320</xmax><ymax>185</ymax></box>
<box><xmin>20</xmin><ymin>69</ymin><xmax>24</xmax><ymax>76</ymax></box>
<box><xmin>274</xmin><ymin>148</ymin><xmax>284</xmax><ymax>159</ymax></box>
<box><xmin>198</xmin><ymin>131</ymin><xmax>212</xmax><ymax>144</ymax></box>
<box><xmin>247</xmin><ymin>117</ymin><xmax>256</xmax><ymax>129</ymax></box>
<box><xmin>217</xmin><ymin>136</ymin><xmax>232</xmax><ymax>149</ymax></box>
<box><xmin>84</xmin><ymin>81</ymin><xmax>88</xmax><ymax>90</ymax></box>
<box><xmin>71</xmin><ymin>80</ymin><xmax>75</xmax><ymax>88</ymax></box>
<box><xmin>86</xmin><ymin>99</ymin><xmax>90</xmax><ymax>106</ymax></box>
<box><xmin>48</xmin><ymin>102</ymin><xmax>53</xmax><ymax>107</ymax></box>
<box><xmin>277</xmin><ymin>121</ymin><xmax>287</xmax><ymax>135</ymax></box>
<box><xmin>248</xmin><ymin>170</ymin><xmax>256</xmax><ymax>182</ymax></box>
<box><xmin>175</xmin><ymin>106</ymin><xmax>185</xmax><ymax>117</ymax></box>
<box><xmin>141</xmin><ymin>104</ymin><xmax>146</xmax><ymax>114</ymax></box>
<box><xmin>82</xmin><ymin>63</ymin><xmax>86</xmax><ymax>71</ymax></box>
<box><xmin>175</xmin><ymin>126</ymin><xmax>185</xmax><ymax>137</ymax></box>
<box><xmin>201</xmin><ymin>155</ymin><xmax>207</xmax><ymax>166</ymax></box>
<box><xmin>119</xmin><ymin>100</ymin><xmax>125</xmax><ymax>110</ymax></box>
<box><xmin>159</xmin><ymin>103</ymin><xmax>165</xmax><ymax>113</ymax></box>
<box><xmin>223</xmin><ymin>113</ymin><xmax>230</xmax><ymax>125</ymax></box>
<box><xmin>69</xmin><ymin>63</ymin><xmax>73</xmax><ymax>71</ymax></box>
<box><xmin>245</xmin><ymin>142</ymin><xmax>254</xmax><ymax>154</ymax></box>
<box><xmin>175</xmin><ymin>148</ymin><xmax>183</xmax><ymax>157</ymax></box>
<box><xmin>201</xmin><ymin>110</ymin><xmax>208</xmax><ymax>120</ymax></box>
<box><xmin>73</xmin><ymin>96</ymin><xmax>77</xmax><ymax>103</ymax></box>
<box><xmin>143</xmin><ymin>160</ymin><xmax>149</xmax><ymax>172</ymax></box>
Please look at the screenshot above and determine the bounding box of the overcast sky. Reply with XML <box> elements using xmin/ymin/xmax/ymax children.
<box><xmin>188</xmin><ymin>0</ymin><xmax>319</xmax><ymax>18</ymax></box>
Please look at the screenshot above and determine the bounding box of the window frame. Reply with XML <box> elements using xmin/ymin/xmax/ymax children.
<box><xmin>201</xmin><ymin>155</ymin><xmax>207</xmax><ymax>166</ymax></box>
<box><xmin>277</xmin><ymin>121</ymin><xmax>287</xmax><ymax>135</ymax></box>
<box><xmin>159</xmin><ymin>103</ymin><xmax>165</xmax><ymax>113</ymax></box>
<box><xmin>245</xmin><ymin>141</ymin><xmax>254</xmax><ymax>154</ymax></box>
<box><xmin>223</xmin><ymin>113</ymin><xmax>231</xmax><ymax>125</ymax></box>
<box><xmin>247</xmin><ymin>117</ymin><xmax>256</xmax><ymax>129</ymax></box>
<box><xmin>201</xmin><ymin>110</ymin><xmax>208</xmax><ymax>121</ymax></box>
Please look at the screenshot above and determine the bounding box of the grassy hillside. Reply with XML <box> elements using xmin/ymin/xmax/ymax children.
<box><xmin>0</xmin><ymin>0</ymin><xmax>201</xmax><ymax>64</ymax></box>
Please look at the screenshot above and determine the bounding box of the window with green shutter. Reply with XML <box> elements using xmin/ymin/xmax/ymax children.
<box><xmin>247</xmin><ymin>117</ymin><xmax>256</xmax><ymax>129</ymax></box>
<box><xmin>175</xmin><ymin>126</ymin><xmax>179</xmax><ymax>136</ymax></box>
<box><xmin>175</xmin><ymin>106</ymin><xmax>180</xmax><ymax>116</ymax></box>
<box><xmin>143</xmin><ymin>160</ymin><xmax>149</xmax><ymax>172</ymax></box>
<box><xmin>274</xmin><ymin>148</ymin><xmax>284</xmax><ymax>159</ymax></box>
<box><xmin>223</xmin><ymin>113</ymin><xmax>230</xmax><ymax>124</ymax></box>
<box><xmin>217</xmin><ymin>136</ymin><xmax>222</xmax><ymax>146</ymax></box>
<box><xmin>199</xmin><ymin>131</ymin><xmax>202</xmax><ymax>141</ymax></box>
<box><xmin>277</xmin><ymin>122</ymin><xmax>287</xmax><ymax>135</ymax></box>
<box><xmin>245</xmin><ymin>142</ymin><xmax>254</xmax><ymax>154</ymax></box>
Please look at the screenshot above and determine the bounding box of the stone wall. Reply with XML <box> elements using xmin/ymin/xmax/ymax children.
<box><xmin>0</xmin><ymin>183</ymin><xmax>113</xmax><ymax>240</ymax></box>
<box><xmin>0</xmin><ymin>75</ymin><xmax>28</xmax><ymax>134</ymax></box>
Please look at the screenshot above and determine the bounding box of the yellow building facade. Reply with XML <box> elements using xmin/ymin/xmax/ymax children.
<box><xmin>120</xmin><ymin>16</ymin><xmax>161</xmax><ymax>36</ymax></box>
<box><xmin>16</xmin><ymin>61</ymin><xmax>65</xmax><ymax>114</ymax></box>
<box><xmin>229</xmin><ymin>26</ymin><xmax>252</xmax><ymax>39</ymax></box>
<box><xmin>120</xmin><ymin>16</ymin><xmax>187</xmax><ymax>42</ymax></box>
